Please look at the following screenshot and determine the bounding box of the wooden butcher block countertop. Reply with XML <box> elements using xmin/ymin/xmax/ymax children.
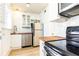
<box><xmin>40</xmin><ymin>36</ymin><xmax>65</xmax><ymax>42</ymax></box>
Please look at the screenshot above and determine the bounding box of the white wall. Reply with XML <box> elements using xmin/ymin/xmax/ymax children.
<box><xmin>40</xmin><ymin>3</ymin><xmax>59</xmax><ymax>36</ymax></box>
<box><xmin>53</xmin><ymin>22</ymin><xmax>68</xmax><ymax>37</ymax></box>
<box><xmin>43</xmin><ymin>15</ymin><xmax>79</xmax><ymax>37</ymax></box>
<box><xmin>40</xmin><ymin>3</ymin><xmax>79</xmax><ymax>37</ymax></box>
<box><xmin>40</xmin><ymin>6</ymin><xmax>49</xmax><ymax>23</ymax></box>
<box><xmin>67</xmin><ymin>16</ymin><xmax>79</xmax><ymax>26</ymax></box>
<box><xmin>43</xmin><ymin>22</ymin><xmax>54</xmax><ymax>36</ymax></box>
<box><xmin>12</xmin><ymin>11</ymin><xmax>23</xmax><ymax>32</ymax></box>
<box><xmin>59</xmin><ymin>16</ymin><xmax>79</xmax><ymax>37</ymax></box>
<box><xmin>30</xmin><ymin>13</ymin><xmax>40</xmax><ymax>20</ymax></box>
<box><xmin>0</xmin><ymin>3</ymin><xmax>4</xmax><ymax>56</ymax></box>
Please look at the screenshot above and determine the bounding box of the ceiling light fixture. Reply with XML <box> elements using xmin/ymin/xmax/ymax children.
<box><xmin>26</xmin><ymin>3</ymin><xmax>30</xmax><ymax>7</ymax></box>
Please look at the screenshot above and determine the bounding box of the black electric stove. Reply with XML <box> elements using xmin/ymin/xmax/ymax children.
<box><xmin>44</xmin><ymin>40</ymin><xmax>77</xmax><ymax>56</ymax></box>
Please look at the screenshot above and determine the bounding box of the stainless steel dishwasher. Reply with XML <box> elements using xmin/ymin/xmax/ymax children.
<box><xmin>22</xmin><ymin>33</ymin><xmax>32</xmax><ymax>48</ymax></box>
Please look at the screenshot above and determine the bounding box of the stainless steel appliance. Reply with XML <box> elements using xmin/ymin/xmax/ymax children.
<box><xmin>66</xmin><ymin>26</ymin><xmax>79</xmax><ymax>55</ymax></box>
<box><xmin>58</xmin><ymin>3</ymin><xmax>79</xmax><ymax>18</ymax></box>
<box><xmin>44</xmin><ymin>26</ymin><xmax>79</xmax><ymax>56</ymax></box>
<box><xmin>22</xmin><ymin>33</ymin><xmax>32</xmax><ymax>48</ymax></box>
<box><xmin>44</xmin><ymin>40</ymin><xmax>77</xmax><ymax>56</ymax></box>
<box><xmin>31</xmin><ymin>22</ymin><xmax>42</xmax><ymax>46</ymax></box>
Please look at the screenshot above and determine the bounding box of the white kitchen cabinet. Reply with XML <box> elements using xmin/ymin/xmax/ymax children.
<box><xmin>40</xmin><ymin>40</ymin><xmax>46</xmax><ymax>56</ymax></box>
<box><xmin>0</xmin><ymin>40</ymin><xmax>2</xmax><ymax>56</ymax></box>
<box><xmin>0</xmin><ymin>4</ymin><xmax>12</xmax><ymax>29</ymax></box>
<box><xmin>0</xmin><ymin>4</ymin><xmax>3</xmax><ymax>55</ymax></box>
<box><xmin>0</xmin><ymin>4</ymin><xmax>12</xmax><ymax>56</ymax></box>
<box><xmin>12</xmin><ymin>11</ymin><xmax>31</xmax><ymax>33</ymax></box>
<box><xmin>4</xmin><ymin>4</ymin><xmax>12</xmax><ymax>29</ymax></box>
<box><xmin>1</xmin><ymin>29</ymin><xmax>11</xmax><ymax>56</ymax></box>
<box><xmin>11</xmin><ymin>35</ymin><xmax>22</xmax><ymax>49</ymax></box>
<box><xmin>12</xmin><ymin>11</ymin><xmax>30</xmax><ymax>27</ymax></box>
<box><xmin>0</xmin><ymin>4</ymin><xmax>4</xmax><ymax>24</ymax></box>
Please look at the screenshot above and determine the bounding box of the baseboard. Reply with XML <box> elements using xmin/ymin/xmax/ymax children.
<box><xmin>22</xmin><ymin>45</ymin><xmax>32</xmax><ymax>48</ymax></box>
<box><xmin>33</xmin><ymin>45</ymin><xmax>39</xmax><ymax>47</ymax></box>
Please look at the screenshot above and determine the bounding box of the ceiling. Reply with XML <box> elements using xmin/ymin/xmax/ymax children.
<box><xmin>10</xmin><ymin>3</ymin><xmax>48</xmax><ymax>14</ymax></box>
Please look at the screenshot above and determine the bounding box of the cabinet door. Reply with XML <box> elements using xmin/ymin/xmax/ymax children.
<box><xmin>0</xmin><ymin>4</ymin><xmax>4</xmax><ymax>24</ymax></box>
<box><xmin>0</xmin><ymin>40</ymin><xmax>2</xmax><ymax>56</ymax></box>
<box><xmin>0</xmin><ymin>4</ymin><xmax>3</xmax><ymax>56</ymax></box>
<box><xmin>11</xmin><ymin>35</ymin><xmax>21</xmax><ymax>49</ymax></box>
<box><xmin>4</xmin><ymin>4</ymin><xmax>12</xmax><ymax>29</ymax></box>
<box><xmin>40</xmin><ymin>40</ymin><xmax>46</xmax><ymax>56</ymax></box>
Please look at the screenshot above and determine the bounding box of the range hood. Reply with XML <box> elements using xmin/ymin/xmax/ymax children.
<box><xmin>59</xmin><ymin>4</ymin><xmax>79</xmax><ymax>18</ymax></box>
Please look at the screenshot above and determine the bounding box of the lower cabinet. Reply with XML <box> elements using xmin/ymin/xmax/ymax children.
<box><xmin>11</xmin><ymin>35</ymin><xmax>22</xmax><ymax>49</ymax></box>
<box><xmin>11</xmin><ymin>34</ymin><xmax>32</xmax><ymax>49</ymax></box>
<box><xmin>40</xmin><ymin>40</ymin><xmax>46</xmax><ymax>56</ymax></box>
<box><xmin>0</xmin><ymin>40</ymin><xmax>2</xmax><ymax>56</ymax></box>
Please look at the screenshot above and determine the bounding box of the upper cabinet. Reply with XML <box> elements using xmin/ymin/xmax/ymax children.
<box><xmin>0</xmin><ymin>4</ymin><xmax>4</xmax><ymax>31</ymax></box>
<box><xmin>0</xmin><ymin>4</ymin><xmax>13</xmax><ymax>29</ymax></box>
<box><xmin>0</xmin><ymin>4</ymin><xmax>4</xmax><ymax>24</ymax></box>
<box><xmin>12</xmin><ymin>11</ymin><xmax>32</xmax><ymax>28</ymax></box>
<box><xmin>4</xmin><ymin>4</ymin><xmax>12</xmax><ymax>29</ymax></box>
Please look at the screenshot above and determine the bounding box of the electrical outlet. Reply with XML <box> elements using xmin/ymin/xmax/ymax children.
<box><xmin>52</xmin><ymin>33</ymin><xmax>54</xmax><ymax>35</ymax></box>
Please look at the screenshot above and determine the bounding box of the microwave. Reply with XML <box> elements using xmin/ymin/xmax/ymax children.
<box><xmin>58</xmin><ymin>3</ymin><xmax>79</xmax><ymax>18</ymax></box>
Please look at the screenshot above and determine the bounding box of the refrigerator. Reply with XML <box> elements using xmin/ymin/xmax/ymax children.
<box><xmin>31</xmin><ymin>22</ymin><xmax>42</xmax><ymax>46</ymax></box>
